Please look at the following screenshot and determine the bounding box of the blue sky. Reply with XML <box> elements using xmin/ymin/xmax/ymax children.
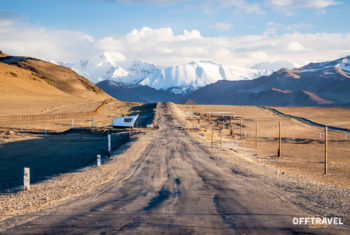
<box><xmin>2</xmin><ymin>0</ymin><xmax>349</xmax><ymax>37</ymax></box>
<box><xmin>1</xmin><ymin>0</ymin><xmax>350</xmax><ymax>66</ymax></box>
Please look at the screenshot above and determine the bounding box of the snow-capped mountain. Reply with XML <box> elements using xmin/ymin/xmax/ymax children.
<box><xmin>64</xmin><ymin>52</ymin><xmax>284</xmax><ymax>95</ymax></box>
<box><xmin>138</xmin><ymin>61</ymin><xmax>272</xmax><ymax>94</ymax></box>
<box><xmin>298</xmin><ymin>56</ymin><xmax>350</xmax><ymax>77</ymax></box>
<box><xmin>185</xmin><ymin>55</ymin><xmax>350</xmax><ymax>106</ymax></box>
<box><xmin>62</xmin><ymin>52</ymin><xmax>158</xmax><ymax>84</ymax></box>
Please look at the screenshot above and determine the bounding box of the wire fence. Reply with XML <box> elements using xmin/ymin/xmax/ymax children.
<box><xmin>0</xmin><ymin>98</ymin><xmax>113</xmax><ymax>123</ymax></box>
<box><xmin>183</xmin><ymin>108</ymin><xmax>350</xmax><ymax>186</ymax></box>
<box><xmin>0</xmin><ymin>112</ymin><xmax>93</xmax><ymax>122</ymax></box>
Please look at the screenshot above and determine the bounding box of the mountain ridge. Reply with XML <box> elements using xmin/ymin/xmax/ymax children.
<box><xmin>64</xmin><ymin>52</ymin><xmax>291</xmax><ymax>94</ymax></box>
<box><xmin>184</xmin><ymin>55</ymin><xmax>350</xmax><ymax>106</ymax></box>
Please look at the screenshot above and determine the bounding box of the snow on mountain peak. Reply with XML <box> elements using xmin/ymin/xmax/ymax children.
<box><xmin>136</xmin><ymin>60</ymin><xmax>271</xmax><ymax>92</ymax></box>
<box><xmin>335</xmin><ymin>57</ymin><xmax>350</xmax><ymax>73</ymax></box>
<box><xmin>63</xmin><ymin>53</ymin><xmax>293</xmax><ymax>94</ymax></box>
<box><xmin>297</xmin><ymin>55</ymin><xmax>350</xmax><ymax>75</ymax></box>
<box><xmin>103</xmin><ymin>51</ymin><xmax>126</xmax><ymax>66</ymax></box>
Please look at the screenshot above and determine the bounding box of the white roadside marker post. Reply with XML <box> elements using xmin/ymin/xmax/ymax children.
<box><xmin>24</xmin><ymin>167</ymin><xmax>30</xmax><ymax>190</ymax></box>
<box><xmin>108</xmin><ymin>134</ymin><xmax>111</xmax><ymax>158</ymax></box>
<box><xmin>97</xmin><ymin>154</ymin><xmax>101</xmax><ymax>167</ymax></box>
<box><xmin>92</xmin><ymin>120</ymin><xmax>94</xmax><ymax>128</ymax></box>
<box><xmin>45</xmin><ymin>128</ymin><xmax>47</xmax><ymax>135</ymax></box>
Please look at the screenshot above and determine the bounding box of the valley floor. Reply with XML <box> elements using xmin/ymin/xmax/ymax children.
<box><xmin>1</xmin><ymin>103</ymin><xmax>349</xmax><ymax>234</ymax></box>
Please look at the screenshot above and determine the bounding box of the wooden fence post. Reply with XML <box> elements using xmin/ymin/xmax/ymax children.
<box><xmin>324</xmin><ymin>126</ymin><xmax>328</xmax><ymax>175</ymax></box>
<box><xmin>255</xmin><ymin>121</ymin><xmax>258</xmax><ymax>149</ymax></box>
<box><xmin>278</xmin><ymin>121</ymin><xmax>282</xmax><ymax>158</ymax></box>
<box><xmin>240</xmin><ymin>119</ymin><xmax>242</xmax><ymax>140</ymax></box>
<box><xmin>220</xmin><ymin>128</ymin><xmax>222</xmax><ymax>149</ymax></box>
<box><xmin>24</xmin><ymin>167</ymin><xmax>30</xmax><ymax>190</ymax></box>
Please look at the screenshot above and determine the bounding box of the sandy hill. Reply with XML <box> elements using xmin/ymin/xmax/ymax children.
<box><xmin>0</xmin><ymin>52</ymin><xmax>114</xmax><ymax>115</ymax></box>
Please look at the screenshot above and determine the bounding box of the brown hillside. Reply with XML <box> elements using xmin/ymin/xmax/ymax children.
<box><xmin>0</xmin><ymin>52</ymin><xmax>116</xmax><ymax>115</ymax></box>
<box><xmin>0</xmin><ymin>51</ymin><xmax>9</xmax><ymax>57</ymax></box>
<box><xmin>12</xmin><ymin>57</ymin><xmax>106</xmax><ymax>97</ymax></box>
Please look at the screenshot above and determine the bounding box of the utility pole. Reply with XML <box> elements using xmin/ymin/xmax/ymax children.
<box><xmin>324</xmin><ymin>126</ymin><xmax>328</xmax><ymax>175</ymax></box>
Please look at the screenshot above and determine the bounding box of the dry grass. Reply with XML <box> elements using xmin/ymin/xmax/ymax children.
<box><xmin>0</xmin><ymin>101</ymin><xmax>141</xmax><ymax>144</ymax></box>
<box><xmin>275</xmin><ymin>106</ymin><xmax>350</xmax><ymax>129</ymax></box>
<box><xmin>0</xmin><ymin>55</ymin><xmax>115</xmax><ymax>117</ymax></box>
<box><xmin>0</xmin><ymin>60</ymin><xmax>141</xmax><ymax>132</ymax></box>
<box><xmin>177</xmin><ymin>104</ymin><xmax>350</xmax><ymax>190</ymax></box>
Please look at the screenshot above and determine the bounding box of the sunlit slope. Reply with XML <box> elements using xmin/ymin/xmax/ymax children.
<box><xmin>0</xmin><ymin>52</ymin><xmax>115</xmax><ymax>115</ymax></box>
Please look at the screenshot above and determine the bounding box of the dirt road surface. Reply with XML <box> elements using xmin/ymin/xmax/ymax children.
<box><xmin>4</xmin><ymin>103</ymin><xmax>349</xmax><ymax>234</ymax></box>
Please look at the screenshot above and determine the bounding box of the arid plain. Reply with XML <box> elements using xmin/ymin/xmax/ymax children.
<box><xmin>1</xmin><ymin>52</ymin><xmax>350</xmax><ymax>233</ymax></box>
<box><xmin>178</xmin><ymin>104</ymin><xmax>350</xmax><ymax>190</ymax></box>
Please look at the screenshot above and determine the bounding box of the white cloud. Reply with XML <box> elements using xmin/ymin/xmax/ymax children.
<box><xmin>0</xmin><ymin>10</ymin><xmax>22</xmax><ymax>21</ymax></box>
<box><xmin>265</xmin><ymin>0</ymin><xmax>339</xmax><ymax>15</ymax></box>
<box><xmin>264</xmin><ymin>22</ymin><xmax>312</xmax><ymax>35</ymax></box>
<box><xmin>0</xmin><ymin>18</ymin><xmax>98</xmax><ymax>62</ymax></box>
<box><xmin>185</xmin><ymin>0</ymin><xmax>340</xmax><ymax>15</ymax></box>
<box><xmin>102</xmin><ymin>0</ymin><xmax>184</xmax><ymax>6</ymax></box>
<box><xmin>287</xmin><ymin>41</ymin><xmax>306</xmax><ymax>51</ymax></box>
<box><xmin>95</xmin><ymin>27</ymin><xmax>350</xmax><ymax>67</ymax></box>
<box><xmin>1</xmin><ymin>18</ymin><xmax>350</xmax><ymax>69</ymax></box>
<box><xmin>0</xmin><ymin>10</ymin><xmax>23</xmax><ymax>27</ymax></box>
<box><xmin>214</xmin><ymin>22</ymin><xmax>232</xmax><ymax>32</ymax></box>
<box><xmin>102</xmin><ymin>0</ymin><xmax>339</xmax><ymax>15</ymax></box>
<box><xmin>266</xmin><ymin>0</ymin><xmax>339</xmax><ymax>9</ymax></box>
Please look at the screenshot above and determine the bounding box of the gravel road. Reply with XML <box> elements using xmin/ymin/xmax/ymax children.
<box><xmin>4</xmin><ymin>103</ymin><xmax>349</xmax><ymax>234</ymax></box>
